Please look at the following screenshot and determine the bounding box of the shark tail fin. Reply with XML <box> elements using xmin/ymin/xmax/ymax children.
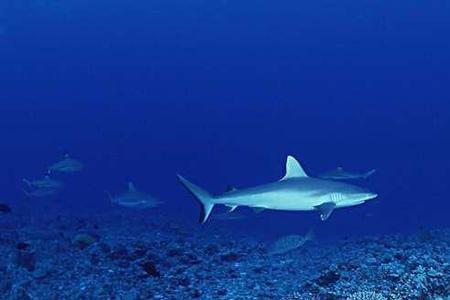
<box><xmin>22</xmin><ymin>189</ymin><xmax>31</xmax><ymax>198</ymax></box>
<box><xmin>305</xmin><ymin>229</ymin><xmax>315</xmax><ymax>242</ymax></box>
<box><xmin>105</xmin><ymin>191</ymin><xmax>113</xmax><ymax>203</ymax></box>
<box><xmin>22</xmin><ymin>179</ymin><xmax>31</xmax><ymax>187</ymax></box>
<box><xmin>364</xmin><ymin>169</ymin><xmax>376</xmax><ymax>179</ymax></box>
<box><xmin>177</xmin><ymin>174</ymin><xmax>215</xmax><ymax>224</ymax></box>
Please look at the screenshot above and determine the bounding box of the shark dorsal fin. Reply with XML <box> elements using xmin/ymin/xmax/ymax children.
<box><xmin>226</xmin><ymin>185</ymin><xmax>237</xmax><ymax>192</ymax></box>
<box><xmin>282</xmin><ymin>156</ymin><xmax>308</xmax><ymax>180</ymax></box>
<box><xmin>128</xmin><ymin>182</ymin><xmax>136</xmax><ymax>192</ymax></box>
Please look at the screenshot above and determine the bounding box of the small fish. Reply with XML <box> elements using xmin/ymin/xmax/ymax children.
<box><xmin>48</xmin><ymin>154</ymin><xmax>84</xmax><ymax>174</ymax></box>
<box><xmin>269</xmin><ymin>230</ymin><xmax>314</xmax><ymax>255</ymax></box>
<box><xmin>0</xmin><ymin>203</ymin><xmax>11</xmax><ymax>213</ymax></box>
<box><xmin>23</xmin><ymin>187</ymin><xmax>59</xmax><ymax>198</ymax></box>
<box><xmin>107</xmin><ymin>182</ymin><xmax>162</xmax><ymax>209</ymax></box>
<box><xmin>318</xmin><ymin>167</ymin><xmax>376</xmax><ymax>181</ymax></box>
<box><xmin>23</xmin><ymin>176</ymin><xmax>64</xmax><ymax>190</ymax></box>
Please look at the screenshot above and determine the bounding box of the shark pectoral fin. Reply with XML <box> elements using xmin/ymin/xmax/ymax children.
<box><xmin>314</xmin><ymin>202</ymin><xmax>336</xmax><ymax>221</ymax></box>
<box><xmin>226</xmin><ymin>205</ymin><xmax>238</xmax><ymax>212</ymax></box>
<box><xmin>251</xmin><ymin>207</ymin><xmax>265</xmax><ymax>214</ymax></box>
<box><xmin>364</xmin><ymin>169</ymin><xmax>376</xmax><ymax>179</ymax></box>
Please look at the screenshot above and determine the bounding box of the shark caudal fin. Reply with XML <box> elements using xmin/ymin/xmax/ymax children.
<box><xmin>22</xmin><ymin>179</ymin><xmax>32</xmax><ymax>187</ymax></box>
<box><xmin>177</xmin><ymin>175</ymin><xmax>215</xmax><ymax>224</ymax></box>
<box><xmin>364</xmin><ymin>169</ymin><xmax>376</xmax><ymax>179</ymax></box>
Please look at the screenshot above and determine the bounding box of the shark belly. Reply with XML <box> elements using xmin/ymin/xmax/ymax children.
<box><xmin>218</xmin><ymin>190</ymin><xmax>319</xmax><ymax>211</ymax></box>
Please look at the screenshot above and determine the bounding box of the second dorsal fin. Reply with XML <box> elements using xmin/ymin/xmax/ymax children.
<box><xmin>281</xmin><ymin>156</ymin><xmax>308</xmax><ymax>180</ymax></box>
<box><xmin>226</xmin><ymin>185</ymin><xmax>237</xmax><ymax>192</ymax></box>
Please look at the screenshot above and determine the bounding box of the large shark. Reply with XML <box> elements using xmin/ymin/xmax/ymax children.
<box><xmin>318</xmin><ymin>167</ymin><xmax>376</xmax><ymax>181</ymax></box>
<box><xmin>177</xmin><ymin>156</ymin><xmax>378</xmax><ymax>223</ymax></box>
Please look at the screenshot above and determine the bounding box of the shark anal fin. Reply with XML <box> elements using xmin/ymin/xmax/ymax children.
<box><xmin>314</xmin><ymin>202</ymin><xmax>336</xmax><ymax>221</ymax></box>
<box><xmin>252</xmin><ymin>207</ymin><xmax>265</xmax><ymax>214</ymax></box>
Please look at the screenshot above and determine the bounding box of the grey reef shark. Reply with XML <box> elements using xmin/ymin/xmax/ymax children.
<box><xmin>178</xmin><ymin>156</ymin><xmax>378</xmax><ymax>223</ymax></box>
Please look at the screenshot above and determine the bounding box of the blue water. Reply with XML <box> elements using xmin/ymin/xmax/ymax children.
<box><xmin>1</xmin><ymin>0</ymin><xmax>449</xmax><ymax>239</ymax></box>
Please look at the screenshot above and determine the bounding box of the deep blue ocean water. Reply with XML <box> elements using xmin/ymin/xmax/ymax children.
<box><xmin>0</xmin><ymin>0</ymin><xmax>449</xmax><ymax>240</ymax></box>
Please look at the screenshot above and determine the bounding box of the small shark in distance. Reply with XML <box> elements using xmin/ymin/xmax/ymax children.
<box><xmin>48</xmin><ymin>154</ymin><xmax>84</xmax><ymax>174</ymax></box>
<box><xmin>23</xmin><ymin>176</ymin><xmax>64</xmax><ymax>190</ymax></box>
<box><xmin>107</xmin><ymin>182</ymin><xmax>162</xmax><ymax>209</ymax></box>
<box><xmin>318</xmin><ymin>167</ymin><xmax>376</xmax><ymax>181</ymax></box>
<box><xmin>23</xmin><ymin>187</ymin><xmax>59</xmax><ymax>198</ymax></box>
<box><xmin>177</xmin><ymin>156</ymin><xmax>378</xmax><ymax>223</ymax></box>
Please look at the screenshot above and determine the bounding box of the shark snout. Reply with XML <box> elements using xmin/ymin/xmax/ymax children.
<box><xmin>363</xmin><ymin>192</ymin><xmax>378</xmax><ymax>201</ymax></box>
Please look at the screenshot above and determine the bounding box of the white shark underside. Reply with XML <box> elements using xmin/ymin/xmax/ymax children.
<box><xmin>178</xmin><ymin>156</ymin><xmax>377</xmax><ymax>223</ymax></box>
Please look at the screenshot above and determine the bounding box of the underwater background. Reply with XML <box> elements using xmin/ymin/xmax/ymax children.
<box><xmin>0</xmin><ymin>0</ymin><xmax>449</xmax><ymax>299</ymax></box>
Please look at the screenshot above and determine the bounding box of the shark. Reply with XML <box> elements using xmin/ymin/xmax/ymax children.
<box><xmin>23</xmin><ymin>176</ymin><xmax>64</xmax><ymax>190</ymax></box>
<box><xmin>23</xmin><ymin>187</ymin><xmax>59</xmax><ymax>198</ymax></box>
<box><xmin>48</xmin><ymin>154</ymin><xmax>84</xmax><ymax>174</ymax></box>
<box><xmin>318</xmin><ymin>167</ymin><xmax>376</xmax><ymax>181</ymax></box>
<box><xmin>107</xmin><ymin>182</ymin><xmax>162</xmax><ymax>209</ymax></box>
<box><xmin>177</xmin><ymin>156</ymin><xmax>378</xmax><ymax>223</ymax></box>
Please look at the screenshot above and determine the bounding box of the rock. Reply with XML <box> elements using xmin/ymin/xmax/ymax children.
<box><xmin>15</xmin><ymin>243</ymin><xmax>36</xmax><ymax>271</ymax></box>
<box><xmin>16</xmin><ymin>242</ymin><xmax>31</xmax><ymax>251</ymax></box>
<box><xmin>220</xmin><ymin>252</ymin><xmax>240</xmax><ymax>262</ymax></box>
<box><xmin>140</xmin><ymin>261</ymin><xmax>160</xmax><ymax>278</ymax></box>
<box><xmin>108</xmin><ymin>244</ymin><xmax>129</xmax><ymax>260</ymax></box>
<box><xmin>315</xmin><ymin>270</ymin><xmax>340</xmax><ymax>287</ymax></box>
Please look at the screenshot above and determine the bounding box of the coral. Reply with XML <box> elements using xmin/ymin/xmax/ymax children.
<box><xmin>346</xmin><ymin>291</ymin><xmax>387</xmax><ymax>300</ymax></box>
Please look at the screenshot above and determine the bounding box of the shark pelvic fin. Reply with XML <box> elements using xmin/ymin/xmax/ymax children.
<box><xmin>314</xmin><ymin>202</ymin><xmax>336</xmax><ymax>221</ymax></box>
<box><xmin>281</xmin><ymin>156</ymin><xmax>308</xmax><ymax>180</ymax></box>
<box><xmin>363</xmin><ymin>169</ymin><xmax>376</xmax><ymax>179</ymax></box>
<box><xmin>177</xmin><ymin>175</ymin><xmax>215</xmax><ymax>224</ymax></box>
<box><xmin>226</xmin><ymin>205</ymin><xmax>238</xmax><ymax>212</ymax></box>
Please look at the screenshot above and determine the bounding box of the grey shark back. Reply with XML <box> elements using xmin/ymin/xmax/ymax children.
<box><xmin>48</xmin><ymin>154</ymin><xmax>84</xmax><ymax>174</ymax></box>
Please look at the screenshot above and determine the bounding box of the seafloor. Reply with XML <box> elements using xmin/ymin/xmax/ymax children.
<box><xmin>0</xmin><ymin>210</ymin><xmax>449</xmax><ymax>300</ymax></box>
